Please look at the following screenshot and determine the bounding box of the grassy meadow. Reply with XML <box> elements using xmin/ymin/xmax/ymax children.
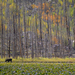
<box><xmin>0</xmin><ymin>57</ymin><xmax>75</xmax><ymax>63</ymax></box>
<box><xmin>0</xmin><ymin>63</ymin><xmax>75</xmax><ymax>75</ymax></box>
<box><xmin>0</xmin><ymin>57</ymin><xmax>75</xmax><ymax>75</ymax></box>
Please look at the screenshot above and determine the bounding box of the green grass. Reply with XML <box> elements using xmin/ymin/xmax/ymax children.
<box><xmin>0</xmin><ymin>57</ymin><xmax>75</xmax><ymax>63</ymax></box>
<box><xmin>0</xmin><ymin>63</ymin><xmax>75</xmax><ymax>75</ymax></box>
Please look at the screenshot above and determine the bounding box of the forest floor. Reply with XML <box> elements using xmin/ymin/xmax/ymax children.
<box><xmin>0</xmin><ymin>57</ymin><xmax>75</xmax><ymax>74</ymax></box>
<box><xmin>0</xmin><ymin>63</ymin><xmax>75</xmax><ymax>75</ymax></box>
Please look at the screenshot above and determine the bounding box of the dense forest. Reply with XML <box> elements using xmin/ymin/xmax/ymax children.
<box><xmin>0</xmin><ymin>0</ymin><xmax>75</xmax><ymax>58</ymax></box>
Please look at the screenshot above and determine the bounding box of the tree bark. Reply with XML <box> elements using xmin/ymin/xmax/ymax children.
<box><xmin>23</xmin><ymin>1</ymin><xmax>26</xmax><ymax>58</ymax></box>
<box><xmin>1</xmin><ymin>4</ymin><xmax>3</xmax><ymax>58</ymax></box>
<box><xmin>73</xmin><ymin>2</ymin><xmax>75</xmax><ymax>50</ymax></box>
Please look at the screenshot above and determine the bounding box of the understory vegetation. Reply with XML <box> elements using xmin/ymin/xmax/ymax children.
<box><xmin>0</xmin><ymin>57</ymin><xmax>75</xmax><ymax>63</ymax></box>
<box><xmin>0</xmin><ymin>63</ymin><xmax>75</xmax><ymax>75</ymax></box>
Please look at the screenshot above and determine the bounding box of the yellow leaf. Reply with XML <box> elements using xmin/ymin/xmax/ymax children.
<box><xmin>10</xmin><ymin>3</ymin><xmax>13</xmax><ymax>8</ymax></box>
<box><xmin>2</xmin><ymin>2</ymin><xmax>4</xmax><ymax>7</ymax></box>
<box><xmin>27</xmin><ymin>11</ymin><xmax>29</xmax><ymax>13</ymax></box>
<box><xmin>69</xmin><ymin>0</ymin><xmax>72</xmax><ymax>3</ymax></box>
<box><xmin>5</xmin><ymin>25</ymin><xmax>7</xmax><ymax>31</ymax></box>
<box><xmin>42</xmin><ymin>16</ymin><xmax>43</xmax><ymax>19</ymax></box>
<box><xmin>74</xmin><ymin>4</ymin><xmax>75</xmax><ymax>7</ymax></box>
<box><xmin>37</xmin><ymin>29</ymin><xmax>40</xmax><ymax>35</ymax></box>
<box><xmin>46</xmin><ymin>16</ymin><xmax>48</xmax><ymax>20</ymax></box>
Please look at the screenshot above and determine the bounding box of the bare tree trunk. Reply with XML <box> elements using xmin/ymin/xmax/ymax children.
<box><xmin>44</xmin><ymin>1</ymin><xmax>47</xmax><ymax>58</ymax></box>
<box><xmin>26</xmin><ymin>19</ymin><xmax>29</xmax><ymax>58</ymax></box>
<box><xmin>1</xmin><ymin>4</ymin><xmax>3</xmax><ymax>58</ymax></box>
<box><xmin>13</xmin><ymin>14</ymin><xmax>16</xmax><ymax>58</ymax></box>
<box><xmin>60</xmin><ymin>17</ymin><xmax>64</xmax><ymax>57</ymax></box>
<box><xmin>45</xmin><ymin>34</ymin><xmax>47</xmax><ymax>58</ymax></box>
<box><xmin>0</xmin><ymin>2</ymin><xmax>1</xmax><ymax>58</ymax></box>
<box><xmin>8</xmin><ymin>18</ymin><xmax>11</xmax><ymax>58</ymax></box>
<box><xmin>8</xmin><ymin>34</ymin><xmax>11</xmax><ymax>58</ymax></box>
<box><xmin>5</xmin><ymin>0</ymin><xmax>9</xmax><ymax>58</ymax></box>
<box><xmin>57</xmin><ymin>8</ymin><xmax>61</xmax><ymax>57</ymax></box>
<box><xmin>8</xmin><ymin>4</ymin><xmax>11</xmax><ymax>58</ymax></box>
<box><xmin>35</xmin><ymin>14</ymin><xmax>38</xmax><ymax>57</ymax></box>
<box><xmin>39</xmin><ymin>0</ymin><xmax>43</xmax><ymax>57</ymax></box>
<box><xmin>21</xmin><ymin>25</ymin><xmax>23</xmax><ymax>58</ymax></box>
<box><xmin>49</xmin><ymin>3</ymin><xmax>53</xmax><ymax>58</ymax></box>
<box><xmin>15</xmin><ymin>0</ymin><xmax>18</xmax><ymax>59</ymax></box>
<box><xmin>18</xmin><ymin>2</ymin><xmax>22</xmax><ymax>58</ymax></box>
<box><xmin>13</xmin><ymin>10</ymin><xmax>17</xmax><ymax>58</ymax></box>
<box><xmin>65</xmin><ymin>0</ymin><xmax>71</xmax><ymax>57</ymax></box>
<box><xmin>67</xmin><ymin>13</ymin><xmax>71</xmax><ymax>57</ymax></box>
<box><xmin>49</xmin><ymin>14</ymin><xmax>52</xmax><ymax>58</ymax></box>
<box><xmin>3</xmin><ymin>25</ymin><xmax>5</xmax><ymax>58</ymax></box>
<box><xmin>47</xmin><ymin>13</ymin><xmax>50</xmax><ymax>58</ymax></box>
<box><xmin>73</xmin><ymin>2</ymin><xmax>75</xmax><ymax>50</ymax></box>
<box><xmin>23</xmin><ymin>1</ymin><xmax>26</xmax><ymax>58</ymax></box>
<box><xmin>31</xmin><ymin>28</ymin><xmax>34</xmax><ymax>59</ymax></box>
<box><xmin>54</xmin><ymin>0</ymin><xmax>58</xmax><ymax>58</ymax></box>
